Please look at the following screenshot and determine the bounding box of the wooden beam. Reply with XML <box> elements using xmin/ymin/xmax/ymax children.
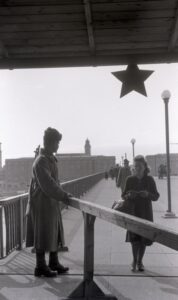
<box><xmin>0</xmin><ymin>29</ymin><xmax>168</xmax><ymax>42</ymax></box>
<box><xmin>0</xmin><ymin>19</ymin><xmax>172</xmax><ymax>33</ymax></box>
<box><xmin>2</xmin><ymin>51</ymin><xmax>178</xmax><ymax>69</ymax></box>
<box><xmin>169</xmin><ymin>2</ymin><xmax>178</xmax><ymax>50</ymax></box>
<box><xmin>0</xmin><ymin>1</ymin><xmax>176</xmax><ymax>15</ymax></box>
<box><xmin>0</xmin><ymin>4</ymin><xmax>84</xmax><ymax>14</ymax></box>
<box><xmin>83</xmin><ymin>0</ymin><xmax>95</xmax><ymax>54</ymax></box>
<box><xmin>92</xmin><ymin>0</ymin><xmax>176</xmax><ymax>12</ymax></box>
<box><xmin>0</xmin><ymin>40</ymin><xmax>8</xmax><ymax>58</ymax></box>
<box><xmin>67</xmin><ymin>197</ymin><xmax>178</xmax><ymax>251</ymax></box>
<box><xmin>1</xmin><ymin>0</ymin><xmax>81</xmax><ymax>5</ymax></box>
<box><xmin>0</xmin><ymin>10</ymin><xmax>173</xmax><ymax>24</ymax></box>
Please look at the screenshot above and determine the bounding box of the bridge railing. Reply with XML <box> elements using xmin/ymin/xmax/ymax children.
<box><xmin>0</xmin><ymin>172</ymin><xmax>104</xmax><ymax>259</ymax></box>
<box><xmin>66</xmin><ymin>197</ymin><xmax>178</xmax><ymax>300</ymax></box>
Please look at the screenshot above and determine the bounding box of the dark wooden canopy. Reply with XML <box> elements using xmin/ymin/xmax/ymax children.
<box><xmin>0</xmin><ymin>0</ymin><xmax>178</xmax><ymax>69</ymax></box>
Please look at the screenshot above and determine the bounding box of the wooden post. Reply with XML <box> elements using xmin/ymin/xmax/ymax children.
<box><xmin>84</xmin><ymin>213</ymin><xmax>95</xmax><ymax>281</ymax></box>
<box><xmin>69</xmin><ymin>212</ymin><xmax>117</xmax><ymax>300</ymax></box>
<box><xmin>17</xmin><ymin>198</ymin><xmax>23</xmax><ymax>250</ymax></box>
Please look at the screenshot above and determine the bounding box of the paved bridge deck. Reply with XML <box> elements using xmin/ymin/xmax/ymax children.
<box><xmin>0</xmin><ymin>178</ymin><xmax>178</xmax><ymax>300</ymax></box>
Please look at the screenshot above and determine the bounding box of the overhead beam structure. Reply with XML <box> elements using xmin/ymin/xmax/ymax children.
<box><xmin>0</xmin><ymin>1</ymin><xmax>178</xmax><ymax>69</ymax></box>
<box><xmin>83</xmin><ymin>0</ymin><xmax>95</xmax><ymax>54</ymax></box>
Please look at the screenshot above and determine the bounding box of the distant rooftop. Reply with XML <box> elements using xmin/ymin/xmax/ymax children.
<box><xmin>146</xmin><ymin>153</ymin><xmax>178</xmax><ymax>157</ymax></box>
<box><xmin>57</xmin><ymin>153</ymin><xmax>85</xmax><ymax>157</ymax></box>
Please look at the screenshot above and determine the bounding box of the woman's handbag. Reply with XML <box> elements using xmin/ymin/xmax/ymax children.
<box><xmin>112</xmin><ymin>199</ymin><xmax>134</xmax><ymax>214</ymax></box>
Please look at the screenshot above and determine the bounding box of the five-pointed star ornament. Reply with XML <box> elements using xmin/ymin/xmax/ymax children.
<box><xmin>112</xmin><ymin>64</ymin><xmax>154</xmax><ymax>98</ymax></box>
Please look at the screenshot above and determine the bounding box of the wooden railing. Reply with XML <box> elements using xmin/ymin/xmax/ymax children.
<box><xmin>66</xmin><ymin>198</ymin><xmax>178</xmax><ymax>300</ymax></box>
<box><xmin>0</xmin><ymin>172</ymin><xmax>104</xmax><ymax>259</ymax></box>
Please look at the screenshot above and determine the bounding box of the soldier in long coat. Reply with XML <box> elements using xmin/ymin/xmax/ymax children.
<box><xmin>26</xmin><ymin>127</ymin><xmax>70</xmax><ymax>277</ymax></box>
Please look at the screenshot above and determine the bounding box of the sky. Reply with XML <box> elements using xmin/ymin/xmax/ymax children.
<box><xmin>0</xmin><ymin>63</ymin><xmax>178</xmax><ymax>164</ymax></box>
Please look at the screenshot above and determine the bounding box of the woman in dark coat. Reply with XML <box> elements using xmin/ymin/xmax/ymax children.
<box><xmin>122</xmin><ymin>155</ymin><xmax>160</xmax><ymax>272</ymax></box>
<box><xmin>26</xmin><ymin>127</ymin><xmax>71</xmax><ymax>277</ymax></box>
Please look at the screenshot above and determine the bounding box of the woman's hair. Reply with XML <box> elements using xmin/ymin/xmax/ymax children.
<box><xmin>134</xmin><ymin>155</ymin><xmax>150</xmax><ymax>176</ymax></box>
<box><xmin>43</xmin><ymin>127</ymin><xmax>62</xmax><ymax>147</ymax></box>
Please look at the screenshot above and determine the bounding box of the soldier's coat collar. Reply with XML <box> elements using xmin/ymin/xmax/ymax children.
<box><xmin>40</xmin><ymin>148</ymin><xmax>58</xmax><ymax>162</ymax></box>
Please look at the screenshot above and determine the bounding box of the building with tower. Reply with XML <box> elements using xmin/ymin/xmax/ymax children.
<box><xmin>0</xmin><ymin>139</ymin><xmax>115</xmax><ymax>197</ymax></box>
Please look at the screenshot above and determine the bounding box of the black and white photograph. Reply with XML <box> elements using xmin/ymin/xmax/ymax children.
<box><xmin>0</xmin><ymin>1</ymin><xmax>178</xmax><ymax>299</ymax></box>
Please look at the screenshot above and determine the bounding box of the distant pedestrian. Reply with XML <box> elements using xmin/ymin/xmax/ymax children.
<box><xmin>117</xmin><ymin>159</ymin><xmax>131</xmax><ymax>193</ymax></box>
<box><xmin>158</xmin><ymin>164</ymin><xmax>167</xmax><ymax>179</ymax></box>
<box><xmin>105</xmin><ymin>171</ymin><xmax>109</xmax><ymax>180</ymax></box>
<box><xmin>26</xmin><ymin>127</ymin><xmax>71</xmax><ymax>277</ymax></box>
<box><xmin>122</xmin><ymin>155</ymin><xmax>159</xmax><ymax>272</ymax></box>
<box><xmin>109</xmin><ymin>167</ymin><xmax>115</xmax><ymax>180</ymax></box>
<box><xmin>114</xmin><ymin>164</ymin><xmax>120</xmax><ymax>184</ymax></box>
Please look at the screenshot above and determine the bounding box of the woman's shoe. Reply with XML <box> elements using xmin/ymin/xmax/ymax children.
<box><xmin>137</xmin><ymin>262</ymin><xmax>145</xmax><ymax>272</ymax></box>
<box><xmin>34</xmin><ymin>266</ymin><xmax>57</xmax><ymax>277</ymax></box>
<box><xmin>49</xmin><ymin>263</ymin><xmax>69</xmax><ymax>274</ymax></box>
<box><xmin>131</xmin><ymin>261</ymin><xmax>137</xmax><ymax>272</ymax></box>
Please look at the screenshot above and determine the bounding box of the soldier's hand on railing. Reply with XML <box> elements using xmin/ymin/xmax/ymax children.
<box><xmin>67</xmin><ymin>193</ymin><xmax>73</xmax><ymax>199</ymax></box>
<box><xmin>63</xmin><ymin>192</ymin><xmax>73</xmax><ymax>205</ymax></box>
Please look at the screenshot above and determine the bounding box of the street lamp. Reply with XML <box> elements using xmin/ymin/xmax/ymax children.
<box><xmin>121</xmin><ymin>156</ymin><xmax>124</xmax><ymax>166</ymax></box>
<box><xmin>161</xmin><ymin>90</ymin><xmax>177</xmax><ymax>218</ymax></box>
<box><xmin>131</xmin><ymin>138</ymin><xmax>136</xmax><ymax>161</ymax></box>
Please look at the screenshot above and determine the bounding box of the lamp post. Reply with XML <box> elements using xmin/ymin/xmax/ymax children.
<box><xmin>161</xmin><ymin>90</ymin><xmax>176</xmax><ymax>218</ymax></box>
<box><xmin>131</xmin><ymin>138</ymin><xmax>136</xmax><ymax>161</ymax></box>
<box><xmin>121</xmin><ymin>156</ymin><xmax>124</xmax><ymax>166</ymax></box>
